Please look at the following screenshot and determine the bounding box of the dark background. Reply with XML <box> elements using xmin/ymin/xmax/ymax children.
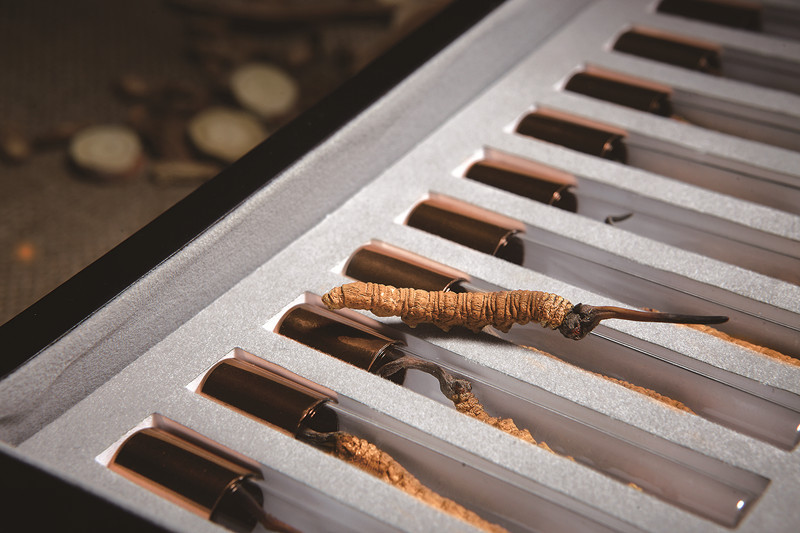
<box><xmin>0</xmin><ymin>0</ymin><xmax>448</xmax><ymax>326</ymax></box>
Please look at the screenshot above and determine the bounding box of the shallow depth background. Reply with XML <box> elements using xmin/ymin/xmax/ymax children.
<box><xmin>0</xmin><ymin>0</ymin><xmax>449</xmax><ymax>325</ymax></box>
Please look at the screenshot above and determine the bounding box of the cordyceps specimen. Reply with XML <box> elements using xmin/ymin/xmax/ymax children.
<box><xmin>199</xmin><ymin>357</ymin><xmax>508</xmax><ymax>532</ymax></box>
<box><xmin>301</xmin><ymin>428</ymin><xmax>508</xmax><ymax>533</ymax></box>
<box><xmin>322</xmin><ymin>282</ymin><xmax>729</xmax><ymax>339</ymax></box>
<box><xmin>376</xmin><ymin>355</ymin><xmax>541</xmax><ymax>448</ymax></box>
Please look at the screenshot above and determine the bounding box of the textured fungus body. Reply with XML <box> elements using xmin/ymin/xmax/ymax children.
<box><xmin>322</xmin><ymin>281</ymin><xmax>729</xmax><ymax>339</ymax></box>
<box><xmin>322</xmin><ymin>281</ymin><xmax>571</xmax><ymax>333</ymax></box>
<box><xmin>331</xmin><ymin>432</ymin><xmax>507</xmax><ymax>533</ymax></box>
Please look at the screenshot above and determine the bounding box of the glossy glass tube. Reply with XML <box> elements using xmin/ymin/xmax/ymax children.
<box><xmin>341</xmin><ymin>243</ymin><xmax>800</xmax><ymax>451</ymax></box>
<box><xmin>657</xmin><ymin>0</ymin><xmax>800</xmax><ymax>40</ymax></box>
<box><xmin>279</xmin><ymin>299</ymin><xmax>770</xmax><ymax>527</ymax></box>
<box><xmin>405</xmin><ymin>198</ymin><xmax>800</xmax><ymax>359</ymax></box>
<box><xmin>105</xmin><ymin>422</ymin><xmax>388</xmax><ymax>533</ymax></box>
<box><xmin>196</xmin><ymin>354</ymin><xmax>637</xmax><ymax>533</ymax></box>
<box><xmin>564</xmin><ymin>69</ymin><xmax>800</xmax><ymax>152</ymax></box>
<box><xmin>463</xmin><ymin>157</ymin><xmax>800</xmax><ymax>284</ymax></box>
<box><xmin>613</xmin><ymin>29</ymin><xmax>800</xmax><ymax>96</ymax></box>
<box><xmin>515</xmin><ymin>110</ymin><xmax>800</xmax><ymax>215</ymax></box>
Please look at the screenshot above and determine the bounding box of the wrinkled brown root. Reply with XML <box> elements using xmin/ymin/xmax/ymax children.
<box><xmin>317</xmin><ymin>431</ymin><xmax>507</xmax><ymax>533</ymax></box>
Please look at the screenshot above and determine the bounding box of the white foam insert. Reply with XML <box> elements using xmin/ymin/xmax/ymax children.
<box><xmin>4</xmin><ymin>0</ymin><xmax>800</xmax><ymax>531</ymax></box>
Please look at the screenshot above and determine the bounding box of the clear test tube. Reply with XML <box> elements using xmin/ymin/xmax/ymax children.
<box><xmin>513</xmin><ymin>109</ymin><xmax>800</xmax><ymax>215</ymax></box>
<box><xmin>195</xmin><ymin>353</ymin><xmax>637</xmax><ymax>533</ymax></box>
<box><xmin>276</xmin><ymin>299</ymin><xmax>768</xmax><ymax>528</ymax></box>
<box><xmin>461</xmin><ymin>154</ymin><xmax>800</xmax><ymax>284</ymax></box>
<box><xmin>105</xmin><ymin>419</ymin><xmax>396</xmax><ymax>533</ymax></box>
<box><xmin>655</xmin><ymin>0</ymin><xmax>800</xmax><ymax>40</ymax></box>
<box><xmin>337</xmin><ymin>242</ymin><xmax>800</xmax><ymax>451</ymax></box>
<box><xmin>403</xmin><ymin>196</ymin><xmax>800</xmax><ymax>359</ymax></box>
<box><xmin>108</xmin><ymin>426</ymin><xmax>299</xmax><ymax>532</ymax></box>
<box><xmin>562</xmin><ymin>69</ymin><xmax>800</xmax><ymax>152</ymax></box>
<box><xmin>611</xmin><ymin>29</ymin><xmax>800</xmax><ymax>96</ymax></box>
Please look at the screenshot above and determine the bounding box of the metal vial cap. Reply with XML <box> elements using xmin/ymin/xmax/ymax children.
<box><xmin>516</xmin><ymin>112</ymin><xmax>628</xmax><ymax>162</ymax></box>
<box><xmin>277</xmin><ymin>303</ymin><xmax>401</xmax><ymax>376</ymax></box>
<box><xmin>345</xmin><ymin>246</ymin><xmax>461</xmax><ymax>292</ymax></box>
<box><xmin>109</xmin><ymin>427</ymin><xmax>261</xmax><ymax>524</ymax></box>
<box><xmin>199</xmin><ymin>358</ymin><xmax>338</xmax><ymax>437</ymax></box>
<box><xmin>465</xmin><ymin>161</ymin><xmax>579</xmax><ymax>212</ymax></box>
<box><xmin>405</xmin><ymin>201</ymin><xmax>523</xmax><ymax>262</ymax></box>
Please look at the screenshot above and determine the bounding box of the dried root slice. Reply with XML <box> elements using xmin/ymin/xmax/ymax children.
<box><xmin>230</xmin><ymin>62</ymin><xmax>299</xmax><ymax>119</ymax></box>
<box><xmin>69</xmin><ymin>124</ymin><xmax>145</xmax><ymax>181</ymax></box>
<box><xmin>187</xmin><ymin>106</ymin><xmax>268</xmax><ymax>163</ymax></box>
<box><xmin>331</xmin><ymin>432</ymin><xmax>507</xmax><ymax>533</ymax></box>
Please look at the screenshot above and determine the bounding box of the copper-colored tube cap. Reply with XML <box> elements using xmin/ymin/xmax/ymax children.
<box><xmin>657</xmin><ymin>0</ymin><xmax>762</xmax><ymax>32</ymax></box>
<box><xmin>465</xmin><ymin>161</ymin><xmax>579</xmax><ymax>212</ymax></box>
<box><xmin>345</xmin><ymin>247</ymin><xmax>459</xmax><ymax>292</ymax></box>
<box><xmin>613</xmin><ymin>31</ymin><xmax>722</xmax><ymax>74</ymax></box>
<box><xmin>110</xmin><ymin>427</ymin><xmax>261</xmax><ymax>524</ymax></box>
<box><xmin>278</xmin><ymin>304</ymin><xmax>401</xmax><ymax>376</ymax></box>
<box><xmin>406</xmin><ymin>201</ymin><xmax>524</xmax><ymax>263</ymax></box>
<box><xmin>516</xmin><ymin>113</ymin><xmax>628</xmax><ymax>162</ymax></box>
<box><xmin>199</xmin><ymin>359</ymin><xmax>337</xmax><ymax>437</ymax></box>
<box><xmin>565</xmin><ymin>72</ymin><xmax>673</xmax><ymax>117</ymax></box>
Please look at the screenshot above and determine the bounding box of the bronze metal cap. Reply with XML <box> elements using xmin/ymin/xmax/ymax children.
<box><xmin>516</xmin><ymin>112</ymin><xmax>628</xmax><ymax>162</ymax></box>
<box><xmin>406</xmin><ymin>201</ymin><xmax>521</xmax><ymax>258</ymax></box>
<box><xmin>465</xmin><ymin>161</ymin><xmax>578</xmax><ymax>212</ymax></box>
<box><xmin>277</xmin><ymin>304</ymin><xmax>401</xmax><ymax>376</ymax></box>
<box><xmin>109</xmin><ymin>427</ymin><xmax>261</xmax><ymax>524</ymax></box>
<box><xmin>657</xmin><ymin>0</ymin><xmax>762</xmax><ymax>32</ymax></box>
<box><xmin>199</xmin><ymin>359</ymin><xmax>338</xmax><ymax>437</ymax></box>
<box><xmin>565</xmin><ymin>72</ymin><xmax>673</xmax><ymax>117</ymax></box>
<box><xmin>345</xmin><ymin>246</ymin><xmax>461</xmax><ymax>291</ymax></box>
<box><xmin>613</xmin><ymin>31</ymin><xmax>722</xmax><ymax>74</ymax></box>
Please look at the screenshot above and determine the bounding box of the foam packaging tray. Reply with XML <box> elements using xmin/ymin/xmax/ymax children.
<box><xmin>2</xmin><ymin>1</ymin><xmax>800</xmax><ymax>531</ymax></box>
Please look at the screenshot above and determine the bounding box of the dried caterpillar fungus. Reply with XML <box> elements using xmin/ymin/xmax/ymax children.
<box><xmin>322</xmin><ymin>281</ymin><xmax>570</xmax><ymax>334</ymax></box>
<box><xmin>377</xmin><ymin>355</ymin><xmax>555</xmax><ymax>453</ymax></box>
<box><xmin>452</xmin><ymin>391</ymin><xmax>538</xmax><ymax>445</ymax></box>
<box><xmin>322</xmin><ymin>282</ymin><xmax>729</xmax><ymax>340</ymax></box>
<box><xmin>324</xmin><ymin>432</ymin><xmax>508</xmax><ymax>533</ymax></box>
